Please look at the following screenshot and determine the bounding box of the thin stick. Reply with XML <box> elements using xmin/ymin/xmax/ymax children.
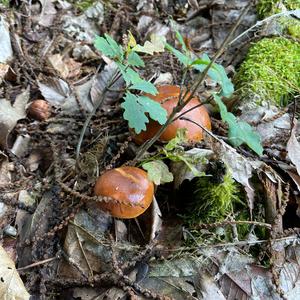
<box><xmin>17</xmin><ymin>257</ymin><xmax>57</xmax><ymax>271</ymax></box>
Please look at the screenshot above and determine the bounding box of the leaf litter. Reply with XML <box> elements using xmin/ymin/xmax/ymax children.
<box><xmin>0</xmin><ymin>0</ymin><xmax>300</xmax><ymax>299</ymax></box>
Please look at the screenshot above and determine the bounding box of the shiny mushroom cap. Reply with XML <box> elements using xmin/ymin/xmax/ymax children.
<box><xmin>94</xmin><ymin>166</ymin><xmax>154</xmax><ymax>219</ymax></box>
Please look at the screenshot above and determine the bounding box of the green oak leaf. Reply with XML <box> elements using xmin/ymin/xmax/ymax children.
<box><xmin>130</xmin><ymin>82</ymin><xmax>158</xmax><ymax>95</ymax></box>
<box><xmin>138</xmin><ymin>96</ymin><xmax>167</xmax><ymax>124</ymax></box>
<box><xmin>127</xmin><ymin>51</ymin><xmax>145</xmax><ymax>67</ymax></box>
<box><xmin>94</xmin><ymin>34</ymin><xmax>123</xmax><ymax>60</ymax></box>
<box><xmin>121</xmin><ymin>93</ymin><xmax>167</xmax><ymax>134</ymax></box>
<box><xmin>213</xmin><ymin>94</ymin><xmax>263</xmax><ymax>156</ymax></box>
<box><xmin>165</xmin><ymin>43</ymin><xmax>192</xmax><ymax>66</ymax></box>
<box><xmin>142</xmin><ymin>160</ymin><xmax>174</xmax><ymax>185</ymax></box>
<box><xmin>121</xmin><ymin>93</ymin><xmax>148</xmax><ymax>133</ymax></box>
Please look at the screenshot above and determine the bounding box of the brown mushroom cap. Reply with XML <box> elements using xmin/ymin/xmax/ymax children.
<box><xmin>94</xmin><ymin>166</ymin><xmax>154</xmax><ymax>219</ymax></box>
<box><xmin>134</xmin><ymin>85</ymin><xmax>211</xmax><ymax>144</ymax></box>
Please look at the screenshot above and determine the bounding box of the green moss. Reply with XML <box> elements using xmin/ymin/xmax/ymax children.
<box><xmin>69</xmin><ymin>0</ymin><xmax>97</xmax><ymax>11</ymax></box>
<box><xmin>234</xmin><ymin>37</ymin><xmax>300</xmax><ymax>106</ymax></box>
<box><xmin>257</xmin><ymin>0</ymin><xmax>300</xmax><ymax>19</ymax></box>
<box><xmin>185</xmin><ymin>172</ymin><xmax>242</xmax><ymax>225</ymax></box>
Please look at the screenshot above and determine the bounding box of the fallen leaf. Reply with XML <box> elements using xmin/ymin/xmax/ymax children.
<box><xmin>38</xmin><ymin>78</ymin><xmax>70</xmax><ymax>106</ymax></box>
<box><xmin>48</xmin><ymin>54</ymin><xmax>69</xmax><ymax>78</ymax></box>
<box><xmin>90</xmin><ymin>61</ymin><xmax>124</xmax><ymax>106</ymax></box>
<box><xmin>287</xmin><ymin>120</ymin><xmax>300</xmax><ymax>176</ymax></box>
<box><xmin>0</xmin><ymin>17</ymin><xmax>13</xmax><ymax>63</ymax></box>
<box><xmin>133</xmin><ymin>34</ymin><xmax>166</xmax><ymax>55</ymax></box>
<box><xmin>0</xmin><ymin>245</ymin><xmax>30</xmax><ymax>300</ymax></box>
<box><xmin>38</xmin><ymin>0</ymin><xmax>57</xmax><ymax>27</ymax></box>
<box><xmin>0</xmin><ymin>88</ymin><xmax>29</xmax><ymax>148</ymax></box>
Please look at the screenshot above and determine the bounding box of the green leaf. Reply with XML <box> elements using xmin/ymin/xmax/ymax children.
<box><xmin>127</xmin><ymin>51</ymin><xmax>145</xmax><ymax>67</ymax></box>
<box><xmin>142</xmin><ymin>160</ymin><xmax>174</xmax><ymax>185</ymax></box>
<box><xmin>104</xmin><ymin>34</ymin><xmax>124</xmax><ymax>60</ymax></box>
<box><xmin>133</xmin><ymin>35</ymin><xmax>166</xmax><ymax>54</ymax></box>
<box><xmin>94</xmin><ymin>35</ymin><xmax>123</xmax><ymax>60</ymax></box>
<box><xmin>165</xmin><ymin>43</ymin><xmax>192</xmax><ymax>66</ymax></box>
<box><xmin>192</xmin><ymin>54</ymin><xmax>234</xmax><ymax>97</ymax></box>
<box><xmin>121</xmin><ymin>93</ymin><xmax>167</xmax><ymax>133</ymax></box>
<box><xmin>130</xmin><ymin>81</ymin><xmax>157</xmax><ymax>95</ymax></box>
<box><xmin>213</xmin><ymin>94</ymin><xmax>263</xmax><ymax>156</ymax></box>
<box><xmin>121</xmin><ymin>93</ymin><xmax>148</xmax><ymax>134</ymax></box>
<box><xmin>165</xmin><ymin>128</ymin><xmax>188</xmax><ymax>151</ymax></box>
<box><xmin>138</xmin><ymin>96</ymin><xmax>167</xmax><ymax>124</ymax></box>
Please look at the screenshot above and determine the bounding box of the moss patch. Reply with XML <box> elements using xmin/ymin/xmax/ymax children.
<box><xmin>184</xmin><ymin>172</ymin><xmax>242</xmax><ymax>225</ymax></box>
<box><xmin>234</xmin><ymin>37</ymin><xmax>300</xmax><ymax>106</ymax></box>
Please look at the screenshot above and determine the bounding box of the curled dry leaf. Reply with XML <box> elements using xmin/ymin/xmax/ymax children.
<box><xmin>38</xmin><ymin>77</ymin><xmax>93</xmax><ymax>113</ymax></box>
<box><xmin>287</xmin><ymin>120</ymin><xmax>300</xmax><ymax>176</ymax></box>
<box><xmin>0</xmin><ymin>245</ymin><xmax>30</xmax><ymax>300</ymax></box>
<box><xmin>90</xmin><ymin>61</ymin><xmax>124</xmax><ymax>107</ymax></box>
<box><xmin>0</xmin><ymin>88</ymin><xmax>29</xmax><ymax>148</ymax></box>
<box><xmin>0</xmin><ymin>17</ymin><xmax>13</xmax><ymax>63</ymax></box>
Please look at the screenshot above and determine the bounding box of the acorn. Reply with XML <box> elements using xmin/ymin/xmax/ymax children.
<box><xmin>27</xmin><ymin>100</ymin><xmax>51</xmax><ymax>121</ymax></box>
<box><xmin>133</xmin><ymin>85</ymin><xmax>211</xmax><ymax>144</ymax></box>
<box><xmin>94</xmin><ymin>166</ymin><xmax>154</xmax><ymax>219</ymax></box>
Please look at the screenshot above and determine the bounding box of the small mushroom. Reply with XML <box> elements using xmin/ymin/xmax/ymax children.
<box><xmin>94</xmin><ymin>166</ymin><xmax>154</xmax><ymax>219</ymax></box>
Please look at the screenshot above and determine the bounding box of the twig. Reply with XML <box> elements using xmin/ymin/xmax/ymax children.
<box><xmin>17</xmin><ymin>256</ymin><xmax>58</xmax><ymax>271</ymax></box>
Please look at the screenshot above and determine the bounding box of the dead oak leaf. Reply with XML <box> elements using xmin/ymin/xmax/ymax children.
<box><xmin>287</xmin><ymin>120</ymin><xmax>300</xmax><ymax>176</ymax></box>
<box><xmin>0</xmin><ymin>88</ymin><xmax>29</xmax><ymax>148</ymax></box>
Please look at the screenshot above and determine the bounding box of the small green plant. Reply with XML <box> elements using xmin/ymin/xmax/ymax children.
<box><xmin>141</xmin><ymin>128</ymin><xmax>207</xmax><ymax>185</ymax></box>
<box><xmin>94</xmin><ymin>30</ymin><xmax>263</xmax><ymax>155</ymax></box>
<box><xmin>234</xmin><ymin>37</ymin><xmax>300</xmax><ymax>106</ymax></box>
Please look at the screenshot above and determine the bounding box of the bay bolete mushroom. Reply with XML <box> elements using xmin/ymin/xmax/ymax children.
<box><xmin>94</xmin><ymin>166</ymin><xmax>154</xmax><ymax>219</ymax></box>
<box><xmin>134</xmin><ymin>85</ymin><xmax>211</xmax><ymax>144</ymax></box>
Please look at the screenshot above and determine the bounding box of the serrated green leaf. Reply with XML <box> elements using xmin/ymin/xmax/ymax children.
<box><xmin>121</xmin><ymin>93</ymin><xmax>148</xmax><ymax>134</ymax></box>
<box><xmin>213</xmin><ymin>94</ymin><xmax>263</xmax><ymax>156</ymax></box>
<box><xmin>104</xmin><ymin>34</ymin><xmax>124</xmax><ymax>60</ymax></box>
<box><xmin>165</xmin><ymin>128</ymin><xmax>187</xmax><ymax>151</ymax></box>
<box><xmin>142</xmin><ymin>160</ymin><xmax>174</xmax><ymax>185</ymax></box>
<box><xmin>138</xmin><ymin>96</ymin><xmax>167</xmax><ymax>125</ymax></box>
<box><xmin>165</xmin><ymin>43</ymin><xmax>192</xmax><ymax>66</ymax></box>
<box><xmin>94</xmin><ymin>35</ymin><xmax>123</xmax><ymax>60</ymax></box>
<box><xmin>130</xmin><ymin>81</ymin><xmax>157</xmax><ymax>95</ymax></box>
<box><xmin>133</xmin><ymin>35</ymin><xmax>166</xmax><ymax>54</ymax></box>
<box><xmin>127</xmin><ymin>51</ymin><xmax>145</xmax><ymax>67</ymax></box>
<box><xmin>121</xmin><ymin>93</ymin><xmax>167</xmax><ymax>133</ymax></box>
<box><xmin>94</xmin><ymin>36</ymin><xmax>115</xmax><ymax>57</ymax></box>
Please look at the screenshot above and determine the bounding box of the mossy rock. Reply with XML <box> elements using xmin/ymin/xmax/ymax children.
<box><xmin>234</xmin><ymin>37</ymin><xmax>300</xmax><ymax>106</ymax></box>
<box><xmin>257</xmin><ymin>0</ymin><xmax>300</xmax><ymax>19</ymax></box>
<box><xmin>257</xmin><ymin>0</ymin><xmax>300</xmax><ymax>39</ymax></box>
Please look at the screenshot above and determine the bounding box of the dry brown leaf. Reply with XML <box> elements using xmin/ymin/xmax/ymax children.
<box><xmin>287</xmin><ymin>120</ymin><xmax>300</xmax><ymax>176</ymax></box>
<box><xmin>0</xmin><ymin>245</ymin><xmax>30</xmax><ymax>300</ymax></box>
<box><xmin>0</xmin><ymin>88</ymin><xmax>29</xmax><ymax>148</ymax></box>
